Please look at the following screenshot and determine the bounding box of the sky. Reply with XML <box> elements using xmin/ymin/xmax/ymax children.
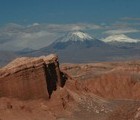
<box><xmin>0</xmin><ymin>0</ymin><xmax>140</xmax><ymax>25</ymax></box>
<box><xmin>0</xmin><ymin>0</ymin><xmax>140</xmax><ymax>51</ymax></box>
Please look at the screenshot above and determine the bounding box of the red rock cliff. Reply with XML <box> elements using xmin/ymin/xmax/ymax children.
<box><xmin>0</xmin><ymin>54</ymin><xmax>67</xmax><ymax>100</ymax></box>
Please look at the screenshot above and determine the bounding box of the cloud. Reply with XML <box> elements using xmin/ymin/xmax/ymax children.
<box><xmin>0</xmin><ymin>31</ymin><xmax>59</xmax><ymax>51</ymax></box>
<box><xmin>111</xmin><ymin>21</ymin><xmax>140</xmax><ymax>28</ymax></box>
<box><xmin>47</xmin><ymin>23</ymin><xmax>103</xmax><ymax>32</ymax></box>
<box><xmin>121</xmin><ymin>17</ymin><xmax>140</xmax><ymax>21</ymax></box>
<box><xmin>0</xmin><ymin>23</ymin><xmax>103</xmax><ymax>51</ymax></box>
<box><xmin>0</xmin><ymin>23</ymin><xmax>61</xmax><ymax>51</ymax></box>
<box><xmin>104</xmin><ymin>29</ymin><xmax>140</xmax><ymax>35</ymax></box>
<box><xmin>15</xmin><ymin>31</ymin><xmax>59</xmax><ymax>49</ymax></box>
<box><xmin>27</xmin><ymin>23</ymin><xmax>40</xmax><ymax>27</ymax></box>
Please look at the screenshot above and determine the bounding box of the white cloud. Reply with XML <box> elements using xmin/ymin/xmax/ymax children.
<box><xmin>32</xmin><ymin>23</ymin><xmax>40</xmax><ymax>26</ymax></box>
<box><xmin>17</xmin><ymin>31</ymin><xmax>59</xmax><ymax>50</ymax></box>
<box><xmin>104</xmin><ymin>29</ymin><xmax>140</xmax><ymax>35</ymax></box>
<box><xmin>27</xmin><ymin>23</ymin><xmax>40</xmax><ymax>27</ymax></box>
<box><xmin>47</xmin><ymin>23</ymin><xmax>103</xmax><ymax>32</ymax></box>
<box><xmin>0</xmin><ymin>28</ymin><xmax>60</xmax><ymax>51</ymax></box>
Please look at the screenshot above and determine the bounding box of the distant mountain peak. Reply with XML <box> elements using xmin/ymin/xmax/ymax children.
<box><xmin>102</xmin><ymin>34</ymin><xmax>140</xmax><ymax>43</ymax></box>
<box><xmin>57</xmin><ymin>31</ymin><xmax>93</xmax><ymax>42</ymax></box>
<box><xmin>71</xmin><ymin>31</ymin><xmax>93</xmax><ymax>40</ymax></box>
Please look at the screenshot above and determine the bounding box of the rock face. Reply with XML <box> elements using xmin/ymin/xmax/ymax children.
<box><xmin>0</xmin><ymin>54</ymin><xmax>67</xmax><ymax>100</ymax></box>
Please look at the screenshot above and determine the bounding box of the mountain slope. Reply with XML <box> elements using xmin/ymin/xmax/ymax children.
<box><xmin>0</xmin><ymin>51</ymin><xmax>18</xmax><ymax>67</ymax></box>
<box><xmin>102</xmin><ymin>34</ymin><xmax>140</xmax><ymax>43</ymax></box>
<box><xmin>26</xmin><ymin>31</ymin><xmax>119</xmax><ymax>62</ymax></box>
<box><xmin>102</xmin><ymin>34</ymin><xmax>140</xmax><ymax>49</ymax></box>
<box><xmin>47</xmin><ymin>31</ymin><xmax>106</xmax><ymax>50</ymax></box>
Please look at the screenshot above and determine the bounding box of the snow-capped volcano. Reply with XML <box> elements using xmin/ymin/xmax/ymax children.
<box><xmin>102</xmin><ymin>34</ymin><xmax>140</xmax><ymax>43</ymax></box>
<box><xmin>56</xmin><ymin>31</ymin><xmax>94</xmax><ymax>42</ymax></box>
<box><xmin>42</xmin><ymin>31</ymin><xmax>106</xmax><ymax>50</ymax></box>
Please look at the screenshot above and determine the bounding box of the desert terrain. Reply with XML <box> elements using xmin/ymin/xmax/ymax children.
<box><xmin>0</xmin><ymin>55</ymin><xmax>140</xmax><ymax>120</ymax></box>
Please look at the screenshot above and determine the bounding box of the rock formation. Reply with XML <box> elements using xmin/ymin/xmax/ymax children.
<box><xmin>62</xmin><ymin>61</ymin><xmax>140</xmax><ymax>100</ymax></box>
<box><xmin>0</xmin><ymin>54</ymin><xmax>67</xmax><ymax>100</ymax></box>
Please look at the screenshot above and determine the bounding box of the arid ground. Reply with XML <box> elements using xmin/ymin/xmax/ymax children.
<box><xmin>0</xmin><ymin>59</ymin><xmax>140</xmax><ymax>120</ymax></box>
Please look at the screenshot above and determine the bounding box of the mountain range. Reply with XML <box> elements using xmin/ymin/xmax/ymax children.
<box><xmin>22</xmin><ymin>31</ymin><xmax>140</xmax><ymax>63</ymax></box>
<box><xmin>1</xmin><ymin>31</ymin><xmax>140</xmax><ymax>66</ymax></box>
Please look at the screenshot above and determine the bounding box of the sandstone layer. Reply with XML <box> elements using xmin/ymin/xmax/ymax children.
<box><xmin>0</xmin><ymin>54</ymin><xmax>67</xmax><ymax>100</ymax></box>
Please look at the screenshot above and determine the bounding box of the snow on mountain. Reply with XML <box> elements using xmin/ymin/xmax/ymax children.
<box><xmin>102</xmin><ymin>34</ymin><xmax>140</xmax><ymax>43</ymax></box>
<box><xmin>42</xmin><ymin>31</ymin><xmax>106</xmax><ymax>50</ymax></box>
<box><xmin>57</xmin><ymin>31</ymin><xmax>94</xmax><ymax>42</ymax></box>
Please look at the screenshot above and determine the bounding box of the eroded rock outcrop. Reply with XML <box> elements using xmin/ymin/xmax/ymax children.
<box><xmin>62</xmin><ymin>62</ymin><xmax>140</xmax><ymax>100</ymax></box>
<box><xmin>0</xmin><ymin>54</ymin><xmax>67</xmax><ymax>100</ymax></box>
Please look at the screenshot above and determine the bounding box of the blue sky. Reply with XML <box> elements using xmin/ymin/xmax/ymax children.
<box><xmin>0</xmin><ymin>0</ymin><xmax>140</xmax><ymax>51</ymax></box>
<box><xmin>0</xmin><ymin>0</ymin><xmax>140</xmax><ymax>25</ymax></box>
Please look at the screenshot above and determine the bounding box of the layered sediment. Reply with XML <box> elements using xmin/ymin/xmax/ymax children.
<box><xmin>0</xmin><ymin>54</ymin><xmax>67</xmax><ymax>100</ymax></box>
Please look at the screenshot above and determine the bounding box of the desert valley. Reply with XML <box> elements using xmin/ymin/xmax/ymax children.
<box><xmin>0</xmin><ymin>1</ymin><xmax>140</xmax><ymax>120</ymax></box>
<box><xmin>0</xmin><ymin>54</ymin><xmax>140</xmax><ymax>120</ymax></box>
